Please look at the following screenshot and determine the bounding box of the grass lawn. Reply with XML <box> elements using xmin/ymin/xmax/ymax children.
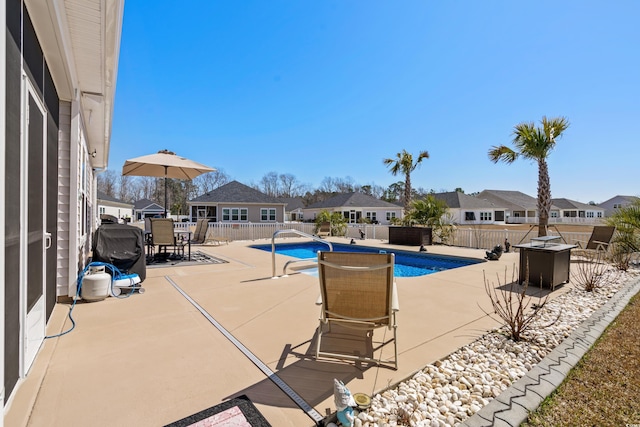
<box><xmin>523</xmin><ymin>291</ymin><xmax>640</xmax><ymax>426</ymax></box>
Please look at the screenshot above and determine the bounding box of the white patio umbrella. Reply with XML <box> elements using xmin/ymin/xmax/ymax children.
<box><xmin>122</xmin><ymin>150</ymin><xmax>215</xmax><ymax>217</ymax></box>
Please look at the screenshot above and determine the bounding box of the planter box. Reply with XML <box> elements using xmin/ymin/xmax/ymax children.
<box><xmin>388</xmin><ymin>226</ymin><xmax>432</xmax><ymax>246</ymax></box>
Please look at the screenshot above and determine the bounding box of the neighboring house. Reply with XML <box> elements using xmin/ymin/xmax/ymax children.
<box><xmin>188</xmin><ymin>180</ymin><xmax>286</xmax><ymax>223</ymax></box>
<box><xmin>303</xmin><ymin>192</ymin><xmax>404</xmax><ymax>225</ymax></box>
<box><xmin>280</xmin><ymin>197</ymin><xmax>305</xmax><ymax>222</ymax></box>
<box><xmin>2</xmin><ymin>0</ymin><xmax>124</xmax><ymax>408</ymax></box>
<box><xmin>97</xmin><ymin>191</ymin><xmax>134</xmax><ymax>221</ymax></box>
<box><xmin>133</xmin><ymin>198</ymin><xmax>165</xmax><ymax>220</ymax></box>
<box><xmin>476</xmin><ymin>190</ymin><xmax>561</xmax><ymax>224</ymax></box>
<box><xmin>551</xmin><ymin>198</ymin><xmax>605</xmax><ymax>222</ymax></box>
<box><xmin>599</xmin><ymin>195</ymin><xmax>640</xmax><ymax>217</ymax></box>
<box><xmin>433</xmin><ymin>192</ymin><xmax>507</xmax><ymax>224</ymax></box>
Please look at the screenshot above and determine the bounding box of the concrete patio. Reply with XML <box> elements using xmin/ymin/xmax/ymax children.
<box><xmin>7</xmin><ymin>238</ymin><xmax>549</xmax><ymax>427</ymax></box>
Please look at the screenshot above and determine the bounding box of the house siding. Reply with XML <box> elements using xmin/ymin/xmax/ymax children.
<box><xmin>217</xmin><ymin>204</ymin><xmax>285</xmax><ymax>223</ymax></box>
<box><xmin>57</xmin><ymin>102</ymin><xmax>72</xmax><ymax>297</ymax></box>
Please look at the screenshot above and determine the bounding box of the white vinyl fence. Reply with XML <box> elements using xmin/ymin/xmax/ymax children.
<box><xmin>172</xmin><ymin>222</ymin><xmax>593</xmax><ymax>250</ymax></box>
<box><xmin>449</xmin><ymin>227</ymin><xmax>592</xmax><ymax>250</ymax></box>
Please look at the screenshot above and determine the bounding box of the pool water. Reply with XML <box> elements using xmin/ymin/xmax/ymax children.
<box><xmin>251</xmin><ymin>242</ymin><xmax>484</xmax><ymax>277</ymax></box>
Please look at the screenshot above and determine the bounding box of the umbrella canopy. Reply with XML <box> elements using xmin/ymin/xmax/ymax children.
<box><xmin>122</xmin><ymin>150</ymin><xmax>215</xmax><ymax>216</ymax></box>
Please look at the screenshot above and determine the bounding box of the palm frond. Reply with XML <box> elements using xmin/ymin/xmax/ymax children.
<box><xmin>488</xmin><ymin>145</ymin><xmax>517</xmax><ymax>163</ymax></box>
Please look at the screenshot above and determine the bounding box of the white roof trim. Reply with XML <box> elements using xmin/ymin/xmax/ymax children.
<box><xmin>25</xmin><ymin>0</ymin><xmax>124</xmax><ymax>169</ymax></box>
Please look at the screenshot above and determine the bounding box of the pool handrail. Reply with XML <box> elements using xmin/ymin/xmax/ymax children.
<box><xmin>271</xmin><ymin>229</ymin><xmax>333</xmax><ymax>278</ymax></box>
<box><xmin>281</xmin><ymin>258</ymin><xmax>318</xmax><ymax>277</ymax></box>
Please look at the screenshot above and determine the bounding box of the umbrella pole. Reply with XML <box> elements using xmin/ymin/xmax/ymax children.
<box><xmin>164</xmin><ymin>165</ymin><xmax>168</xmax><ymax>218</ymax></box>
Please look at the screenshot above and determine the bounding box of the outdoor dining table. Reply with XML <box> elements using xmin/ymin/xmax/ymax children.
<box><xmin>144</xmin><ymin>229</ymin><xmax>192</xmax><ymax>261</ymax></box>
<box><xmin>174</xmin><ymin>229</ymin><xmax>192</xmax><ymax>261</ymax></box>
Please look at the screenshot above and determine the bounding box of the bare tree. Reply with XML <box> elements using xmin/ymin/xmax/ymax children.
<box><xmin>145</xmin><ymin>177</ymin><xmax>161</xmax><ymax>202</ymax></box>
<box><xmin>117</xmin><ymin>175</ymin><xmax>134</xmax><ymax>202</ymax></box>
<box><xmin>96</xmin><ymin>169</ymin><xmax>118</xmax><ymax>196</ymax></box>
<box><xmin>319</xmin><ymin>177</ymin><xmax>338</xmax><ymax>193</ymax></box>
<box><xmin>193</xmin><ymin>170</ymin><xmax>230</xmax><ymax>195</ymax></box>
<box><xmin>278</xmin><ymin>173</ymin><xmax>307</xmax><ymax>197</ymax></box>
<box><xmin>128</xmin><ymin>178</ymin><xmax>145</xmax><ymax>202</ymax></box>
<box><xmin>258</xmin><ymin>171</ymin><xmax>279</xmax><ymax>197</ymax></box>
<box><xmin>335</xmin><ymin>176</ymin><xmax>357</xmax><ymax>193</ymax></box>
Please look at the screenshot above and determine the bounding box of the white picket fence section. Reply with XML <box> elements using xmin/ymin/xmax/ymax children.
<box><xmin>172</xmin><ymin>221</ymin><xmax>593</xmax><ymax>250</ymax></box>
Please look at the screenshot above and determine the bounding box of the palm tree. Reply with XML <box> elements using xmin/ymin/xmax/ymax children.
<box><xmin>488</xmin><ymin>116</ymin><xmax>569</xmax><ymax>237</ymax></box>
<box><xmin>383</xmin><ymin>149</ymin><xmax>430</xmax><ymax>213</ymax></box>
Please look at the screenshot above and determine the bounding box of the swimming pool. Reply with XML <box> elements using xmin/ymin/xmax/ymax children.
<box><xmin>251</xmin><ymin>242</ymin><xmax>484</xmax><ymax>277</ymax></box>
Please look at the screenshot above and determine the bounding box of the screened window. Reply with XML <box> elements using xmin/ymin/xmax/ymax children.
<box><xmin>261</xmin><ymin>208</ymin><xmax>276</xmax><ymax>221</ymax></box>
<box><xmin>465</xmin><ymin>212</ymin><xmax>476</xmax><ymax>221</ymax></box>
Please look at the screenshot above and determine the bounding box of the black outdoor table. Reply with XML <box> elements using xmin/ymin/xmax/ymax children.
<box><xmin>514</xmin><ymin>242</ymin><xmax>577</xmax><ymax>290</ymax></box>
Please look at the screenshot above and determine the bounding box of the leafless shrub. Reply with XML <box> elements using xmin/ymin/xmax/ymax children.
<box><xmin>610</xmin><ymin>244</ymin><xmax>633</xmax><ymax>271</ymax></box>
<box><xmin>571</xmin><ymin>250</ymin><xmax>611</xmax><ymax>292</ymax></box>
<box><xmin>481</xmin><ymin>263</ymin><xmax>560</xmax><ymax>342</ymax></box>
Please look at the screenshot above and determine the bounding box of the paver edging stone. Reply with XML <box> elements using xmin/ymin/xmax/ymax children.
<box><xmin>460</xmin><ymin>275</ymin><xmax>640</xmax><ymax>427</ymax></box>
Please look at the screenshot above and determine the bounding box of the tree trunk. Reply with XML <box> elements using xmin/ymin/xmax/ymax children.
<box><xmin>404</xmin><ymin>173</ymin><xmax>412</xmax><ymax>213</ymax></box>
<box><xmin>537</xmin><ymin>159</ymin><xmax>551</xmax><ymax>237</ymax></box>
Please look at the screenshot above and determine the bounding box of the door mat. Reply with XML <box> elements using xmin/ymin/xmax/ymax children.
<box><xmin>147</xmin><ymin>251</ymin><xmax>229</xmax><ymax>268</ymax></box>
<box><xmin>165</xmin><ymin>395</ymin><xmax>271</xmax><ymax>427</ymax></box>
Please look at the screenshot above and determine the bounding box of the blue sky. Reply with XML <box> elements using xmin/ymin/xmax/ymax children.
<box><xmin>110</xmin><ymin>1</ymin><xmax>639</xmax><ymax>204</ymax></box>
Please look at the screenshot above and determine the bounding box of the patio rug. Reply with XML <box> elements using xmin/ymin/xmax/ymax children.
<box><xmin>165</xmin><ymin>395</ymin><xmax>271</xmax><ymax>427</ymax></box>
<box><xmin>147</xmin><ymin>250</ymin><xmax>228</xmax><ymax>268</ymax></box>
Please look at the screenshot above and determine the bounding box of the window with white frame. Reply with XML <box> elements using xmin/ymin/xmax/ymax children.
<box><xmin>550</xmin><ymin>211</ymin><xmax>558</xmax><ymax>218</ymax></box>
<box><xmin>586</xmin><ymin>211</ymin><xmax>594</xmax><ymax>218</ymax></box>
<box><xmin>480</xmin><ymin>212</ymin><xmax>492</xmax><ymax>221</ymax></box>
<box><xmin>386</xmin><ymin>211</ymin><xmax>396</xmax><ymax>221</ymax></box>
<box><xmin>261</xmin><ymin>208</ymin><xmax>276</xmax><ymax>221</ymax></box>
<box><xmin>366</xmin><ymin>211</ymin><xmax>377</xmax><ymax>222</ymax></box>
<box><xmin>597</xmin><ymin>212</ymin><xmax>603</xmax><ymax>218</ymax></box>
<box><xmin>222</xmin><ymin>207</ymin><xmax>248</xmax><ymax>221</ymax></box>
<box><xmin>613</xmin><ymin>203</ymin><xmax>622</xmax><ymax>209</ymax></box>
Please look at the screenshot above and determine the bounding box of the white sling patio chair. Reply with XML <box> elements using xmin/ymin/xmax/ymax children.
<box><xmin>315</xmin><ymin>251</ymin><xmax>399</xmax><ymax>369</ymax></box>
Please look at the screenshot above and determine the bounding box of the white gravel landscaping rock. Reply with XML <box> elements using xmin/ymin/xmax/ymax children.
<box><xmin>352</xmin><ymin>269</ymin><xmax>638</xmax><ymax>427</ymax></box>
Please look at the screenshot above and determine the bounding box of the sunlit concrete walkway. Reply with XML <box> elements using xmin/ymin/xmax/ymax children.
<box><xmin>7</xmin><ymin>238</ymin><xmax>553</xmax><ymax>427</ymax></box>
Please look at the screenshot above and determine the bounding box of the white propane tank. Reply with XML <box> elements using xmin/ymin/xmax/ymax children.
<box><xmin>81</xmin><ymin>265</ymin><xmax>111</xmax><ymax>301</ymax></box>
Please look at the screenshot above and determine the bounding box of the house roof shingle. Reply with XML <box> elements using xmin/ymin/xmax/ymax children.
<box><xmin>133</xmin><ymin>199</ymin><xmax>164</xmax><ymax>211</ymax></box>
<box><xmin>306</xmin><ymin>192</ymin><xmax>401</xmax><ymax>210</ymax></box>
<box><xmin>278</xmin><ymin>197</ymin><xmax>305</xmax><ymax>211</ymax></box>
<box><xmin>477</xmin><ymin>190</ymin><xmax>561</xmax><ymax>211</ymax></box>
<box><xmin>551</xmin><ymin>198</ymin><xmax>604</xmax><ymax>211</ymax></box>
<box><xmin>433</xmin><ymin>192</ymin><xmax>497</xmax><ymax>209</ymax></box>
<box><xmin>97</xmin><ymin>190</ymin><xmax>131</xmax><ymax>205</ymax></box>
<box><xmin>190</xmin><ymin>180</ymin><xmax>284</xmax><ymax>204</ymax></box>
